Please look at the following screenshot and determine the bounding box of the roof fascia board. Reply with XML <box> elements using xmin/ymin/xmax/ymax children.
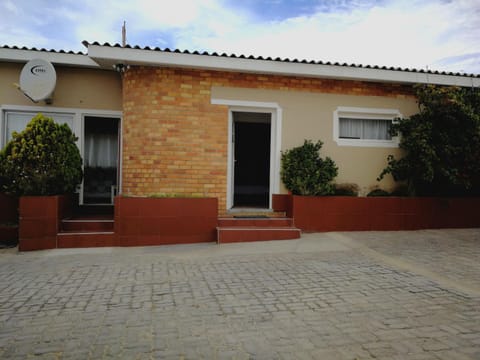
<box><xmin>87</xmin><ymin>44</ymin><xmax>480</xmax><ymax>87</ymax></box>
<box><xmin>0</xmin><ymin>48</ymin><xmax>100</xmax><ymax>68</ymax></box>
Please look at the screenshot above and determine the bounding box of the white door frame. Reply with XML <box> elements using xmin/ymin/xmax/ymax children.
<box><xmin>80</xmin><ymin>113</ymin><xmax>122</xmax><ymax>205</ymax></box>
<box><xmin>211</xmin><ymin>99</ymin><xmax>282</xmax><ymax>211</ymax></box>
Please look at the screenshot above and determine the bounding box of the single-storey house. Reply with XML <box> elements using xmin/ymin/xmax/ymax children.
<box><xmin>1</xmin><ymin>42</ymin><xmax>480</xmax><ymax>249</ymax></box>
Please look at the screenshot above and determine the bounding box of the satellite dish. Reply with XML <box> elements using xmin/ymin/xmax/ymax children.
<box><xmin>19</xmin><ymin>59</ymin><xmax>56</xmax><ymax>102</ymax></box>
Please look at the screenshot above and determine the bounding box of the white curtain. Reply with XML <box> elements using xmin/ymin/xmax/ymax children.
<box><xmin>340</xmin><ymin>118</ymin><xmax>391</xmax><ymax>140</ymax></box>
<box><xmin>84</xmin><ymin>133</ymin><xmax>118</xmax><ymax>168</ymax></box>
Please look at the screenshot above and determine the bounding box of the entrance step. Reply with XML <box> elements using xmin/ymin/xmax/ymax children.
<box><xmin>218</xmin><ymin>217</ymin><xmax>293</xmax><ymax>227</ymax></box>
<box><xmin>58</xmin><ymin>215</ymin><xmax>115</xmax><ymax>248</ymax></box>
<box><xmin>57</xmin><ymin>232</ymin><xmax>115</xmax><ymax>248</ymax></box>
<box><xmin>217</xmin><ymin>217</ymin><xmax>301</xmax><ymax>243</ymax></box>
<box><xmin>226</xmin><ymin>210</ymin><xmax>286</xmax><ymax>218</ymax></box>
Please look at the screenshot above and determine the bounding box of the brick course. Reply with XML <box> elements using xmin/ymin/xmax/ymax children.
<box><xmin>122</xmin><ymin>66</ymin><xmax>413</xmax><ymax>213</ymax></box>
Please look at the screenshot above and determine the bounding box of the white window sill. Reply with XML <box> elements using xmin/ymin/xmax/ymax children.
<box><xmin>335</xmin><ymin>138</ymin><xmax>399</xmax><ymax>148</ymax></box>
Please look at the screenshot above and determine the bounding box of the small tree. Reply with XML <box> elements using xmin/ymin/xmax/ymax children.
<box><xmin>378</xmin><ymin>85</ymin><xmax>480</xmax><ymax>196</ymax></box>
<box><xmin>281</xmin><ymin>140</ymin><xmax>338</xmax><ymax>195</ymax></box>
<box><xmin>0</xmin><ymin>114</ymin><xmax>83</xmax><ymax>196</ymax></box>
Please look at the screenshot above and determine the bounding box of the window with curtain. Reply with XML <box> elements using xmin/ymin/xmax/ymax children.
<box><xmin>334</xmin><ymin>107</ymin><xmax>401</xmax><ymax>148</ymax></box>
<box><xmin>339</xmin><ymin>118</ymin><xmax>392</xmax><ymax>140</ymax></box>
<box><xmin>84</xmin><ymin>133</ymin><xmax>118</xmax><ymax>168</ymax></box>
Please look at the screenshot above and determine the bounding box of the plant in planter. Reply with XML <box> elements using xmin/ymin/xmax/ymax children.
<box><xmin>0</xmin><ymin>114</ymin><xmax>83</xmax><ymax>196</ymax></box>
<box><xmin>334</xmin><ymin>183</ymin><xmax>359</xmax><ymax>196</ymax></box>
<box><xmin>367</xmin><ymin>188</ymin><xmax>390</xmax><ymax>197</ymax></box>
<box><xmin>378</xmin><ymin>85</ymin><xmax>480</xmax><ymax>196</ymax></box>
<box><xmin>281</xmin><ymin>140</ymin><xmax>338</xmax><ymax>195</ymax></box>
<box><xmin>0</xmin><ymin>114</ymin><xmax>83</xmax><ymax>251</ymax></box>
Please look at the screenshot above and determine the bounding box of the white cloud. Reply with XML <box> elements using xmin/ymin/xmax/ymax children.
<box><xmin>4</xmin><ymin>0</ymin><xmax>18</xmax><ymax>14</ymax></box>
<box><xmin>0</xmin><ymin>0</ymin><xmax>479</xmax><ymax>74</ymax></box>
<box><xmin>178</xmin><ymin>0</ymin><xmax>480</xmax><ymax>73</ymax></box>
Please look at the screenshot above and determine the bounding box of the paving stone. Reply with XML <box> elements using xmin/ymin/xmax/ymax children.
<box><xmin>0</xmin><ymin>229</ymin><xmax>479</xmax><ymax>359</ymax></box>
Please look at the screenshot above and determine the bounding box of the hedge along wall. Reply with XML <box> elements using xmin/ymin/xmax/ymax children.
<box><xmin>121</xmin><ymin>66</ymin><xmax>414</xmax><ymax>214</ymax></box>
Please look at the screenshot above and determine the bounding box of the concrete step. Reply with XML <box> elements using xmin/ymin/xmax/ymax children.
<box><xmin>218</xmin><ymin>217</ymin><xmax>293</xmax><ymax>227</ymax></box>
<box><xmin>57</xmin><ymin>232</ymin><xmax>115</xmax><ymax>248</ymax></box>
<box><xmin>226</xmin><ymin>211</ymin><xmax>287</xmax><ymax>218</ymax></box>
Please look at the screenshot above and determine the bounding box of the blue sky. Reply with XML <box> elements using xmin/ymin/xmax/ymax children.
<box><xmin>1</xmin><ymin>0</ymin><xmax>479</xmax><ymax>74</ymax></box>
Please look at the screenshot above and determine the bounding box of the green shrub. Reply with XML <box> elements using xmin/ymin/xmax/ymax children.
<box><xmin>0</xmin><ymin>114</ymin><xmax>83</xmax><ymax>196</ymax></box>
<box><xmin>367</xmin><ymin>188</ymin><xmax>390</xmax><ymax>197</ymax></box>
<box><xmin>281</xmin><ymin>140</ymin><xmax>338</xmax><ymax>196</ymax></box>
<box><xmin>334</xmin><ymin>183</ymin><xmax>359</xmax><ymax>196</ymax></box>
<box><xmin>378</xmin><ymin>85</ymin><xmax>480</xmax><ymax>196</ymax></box>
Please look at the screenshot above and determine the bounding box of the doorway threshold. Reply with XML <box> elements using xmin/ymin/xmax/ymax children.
<box><xmin>228</xmin><ymin>207</ymin><xmax>272</xmax><ymax>214</ymax></box>
<box><xmin>226</xmin><ymin>208</ymin><xmax>282</xmax><ymax>218</ymax></box>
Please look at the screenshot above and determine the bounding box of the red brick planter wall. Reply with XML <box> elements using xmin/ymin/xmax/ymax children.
<box><xmin>114</xmin><ymin>197</ymin><xmax>218</xmax><ymax>246</ymax></box>
<box><xmin>19</xmin><ymin>195</ymin><xmax>71</xmax><ymax>251</ymax></box>
<box><xmin>272</xmin><ymin>194</ymin><xmax>293</xmax><ymax>218</ymax></box>
<box><xmin>288</xmin><ymin>195</ymin><xmax>480</xmax><ymax>232</ymax></box>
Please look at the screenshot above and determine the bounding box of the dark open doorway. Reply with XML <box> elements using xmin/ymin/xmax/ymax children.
<box><xmin>83</xmin><ymin>116</ymin><xmax>119</xmax><ymax>205</ymax></box>
<box><xmin>233</xmin><ymin>112</ymin><xmax>271</xmax><ymax>208</ymax></box>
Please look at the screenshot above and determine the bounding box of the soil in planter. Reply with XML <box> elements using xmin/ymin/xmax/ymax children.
<box><xmin>0</xmin><ymin>225</ymin><xmax>18</xmax><ymax>248</ymax></box>
<box><xmin>0</xmin><ymin>241</ymin><xmax>17</xmax><ymax>248</ymax></box>
<box><xmin>0</xmin><ymin>238</ymin><xmax>18</xmax><ymax>248</ymax></box>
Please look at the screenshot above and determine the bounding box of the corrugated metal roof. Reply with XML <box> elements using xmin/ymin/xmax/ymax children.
<box><xmin>83</xmin><ymin>41</ymin><xmax>480</xmax><ymax>78</ymax></box>
<box><xmin>1</xmin><ymin>44</ymin><xmax>86</xmax><ymax>55</ymax></box>
<box><xmin>2</xmin><ymin>42</ymin><xmax>478</xmax><ymax>79</ymax></box>
<box><xmin>0</xmin><ymin>44</ymin><xmax>99</xmax><ymax>68</ymax></box>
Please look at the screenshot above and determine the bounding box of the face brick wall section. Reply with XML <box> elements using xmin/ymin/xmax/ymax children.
<box><xmin>122</xmin><ymin>67</ymin><xmax>228</xmax><ymax>210</ymax></box>
<box><xmin>122</xmin><ymin>66</ymin><xmax>414</xmax><ymax>213</ymax></box>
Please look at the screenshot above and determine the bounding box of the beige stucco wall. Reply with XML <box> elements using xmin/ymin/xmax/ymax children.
<box><xmin>212</xmin><ymin>86</ymin><xmax>418</xmax><ymax>195</ymax></box>
<box><xmin>0</xmin><ymin>62</ymin><xmax>122</xmax><ymax>110</ymax></box>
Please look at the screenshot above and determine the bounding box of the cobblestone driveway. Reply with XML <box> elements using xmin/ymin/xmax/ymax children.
<box><xmin>0</xmin><ymin>229</ymin><xmax>479</xmax><ymax>359</ymax></box>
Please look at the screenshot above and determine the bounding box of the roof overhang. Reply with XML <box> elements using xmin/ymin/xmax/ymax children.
<box><xmin>85</xmin><ymin>43</ymin><xmax>480</xmax><ymax>87</ymax></box>
<box><xmin>0</xmin><ymin>47</ymin><xmax>100</xmax><ymax>68</ymax></box>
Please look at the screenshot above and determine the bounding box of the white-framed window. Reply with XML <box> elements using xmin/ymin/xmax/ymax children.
<box><xmin>333</xmin><ymin>106</ymin><xmax>402</xmax><ymax>147</ymax></box>
<box><xmin>3</xmin><ymin>111</ymin><xmax>75</xmax><ymax>145</ymax></box>
<box><xmin>1</xmin><ymin>105</ymin><xmax>123</xmax><ymax>203</ymax></box>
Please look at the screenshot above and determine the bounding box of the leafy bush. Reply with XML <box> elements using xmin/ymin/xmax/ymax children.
<box><xmin>378</xmin><ymin>85</ymin><xmax>480</xmax><ymax>196</ymax></box>
<box><xmin>281</xmin><ymin>140</ymin><xmax>338</xmax><ymax>195</ymax></box>
<box><xmin>334</xmin><ymin>183</ymin><xmax>359</xmax><ymax>196</ymax></box>
<box><xmin>367</xmin><ymin>188</ymin><xmax>390</xmax><ymax>197</ymax></box>
<box><xmin>0</xmin><ymin>114</ymin><xmax>83</xmax><ymax>196</ymax></box>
